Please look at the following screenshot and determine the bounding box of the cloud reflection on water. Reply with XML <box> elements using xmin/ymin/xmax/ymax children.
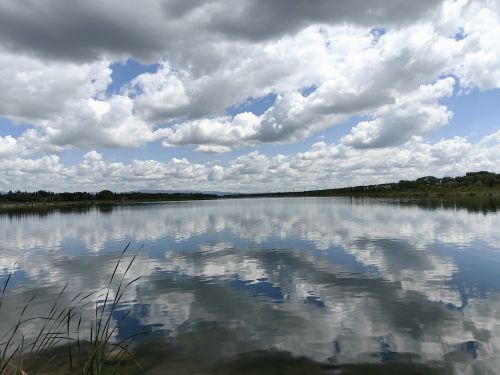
<box><xmin>0</xmin><ymin>197</ymin><xmax>499</xmax><ymax>374</ymax></box>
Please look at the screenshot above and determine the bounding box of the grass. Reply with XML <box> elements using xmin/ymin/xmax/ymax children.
<box><xmin>0</xmin><ymin>243</ymin><xmax>145</xmax><ymax>374</ymax></box>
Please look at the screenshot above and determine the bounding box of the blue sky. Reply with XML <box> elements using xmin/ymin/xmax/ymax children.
<box><xmin>0</xmin><ymin>0</ymin><xmax>499</xmax><ymax>192</ymax></box>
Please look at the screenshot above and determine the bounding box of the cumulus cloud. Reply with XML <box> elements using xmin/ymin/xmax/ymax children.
<box><xmin>160</xmin><ymin>92</ymin><xmax>349</xmax><ymax>151</ymax></box>
<box><xmin>0</xmin><ymin>48</ymin><xmax>168</xmax><ymax>151</ymax></box>
<box><xmin>479</xmin><ymin>129</ymin><xmax>500</xmax><ymax>146</ymax></box>
<box><xmin>0</xmin><ymin>0</ymin><xmax>445</xmax><ymax>62</ymax></box>
<box><xmin>0</xmin><ymin>49</ymin><xmax>111</xmax><ymax>123</ymax></box>
<box><xmin>342</xmin><ymin>78</ymin><xmax>455</xmax><ymax>148</ymax></box>
<box><xmin>1</xmin><ymin>129</ymin><xmax>499</xmax><ymax>193</ymax></box>
<box><xmin>447</xmin><ymin>0</ymin><xmax>500</xmax><ymax>90</ymax></box>
<box><xmin>0</xmin><ymin>136</ymin><xmax>24</xmax><ymax>159</ymax></box>
<box><xmin>1</xmin><ymin>0</ymin><xmax>500</xmax><ymax>187</ymax></box>
<box><xmin>129</xmin><ymin>22</ymin><xmax>461</xmax><ymax>150</ymax></box>
<box><xmin>203</xmin><ymin>0</ymin><xmax>445</xmax><ymax>41</ymax></box>
<box><xmin>37</xmin><ymin>96</ymin><xmax>169</xmax><ymax>149</ymax></box>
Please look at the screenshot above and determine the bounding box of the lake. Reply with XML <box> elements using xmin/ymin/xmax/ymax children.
<box><xmin>1</xmin><ymin>197</ymin><xmax>500</xmax><ymax>374</ymax></box>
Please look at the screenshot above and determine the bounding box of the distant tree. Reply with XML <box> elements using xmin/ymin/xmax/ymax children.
<box><xmin>97</xmin><ymin>190</ymin><xmax>114</xmax><ymax>200</ymax></box>
<box><xmin>416</xmin><ymin>176</ymin><xmax>439</xmax><ymax>185</ymax></box>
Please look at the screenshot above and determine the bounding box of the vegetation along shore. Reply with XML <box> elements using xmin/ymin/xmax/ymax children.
<box><xmin>1</xmin><ymin>171</ymin><xmax>499</xmax><ymax>208</ymax></box>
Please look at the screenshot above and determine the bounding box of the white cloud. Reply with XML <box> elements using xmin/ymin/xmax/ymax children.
<box><xmin>1</xmin><ymin>128</ymin><xmax>499</xmax><ymax>193</ymax></box>
<box><xmin>342</xmin><ymin>78</ymin><xmax>455</xmax><ymax>148</ymax></box>
<box><xmin>1</xmin><ymin>20</ymin><xmax>462</xmax><ymax>154</ymax></box>
<box><xmin>208</xmin><ymin>165</ymin><xmax>225</xmax><ymax>181</ymax></box>
<box><xmin>0</xmin><ymin>0</ymin><xmax>500</xmax><ymax>187</ymax></box>
<box><xmin>0</xmin><ymin>135</ymin><xmax>24</xmax><ymax>159</ymax></box>
<box><xmin>131</xmin><ymin>61</ymin><xmax>191</xmax><ymax>121</ymax></box>
<box><xmin>0</xmin><ymin>49</ymin><xmax>111</xmax><ymax>123</ymax></box>
<box><xmin>195</xmin><ymin>145</ymin><xmax>232</xmax><ymax>154</ymax></box>
<box><xmin>479</xmin><ymin>129</ymin><xmax>500</xmax><ymax>146</ymax></box>
<box><xmin>132</xmin><ymin>21</ymin><xmax>463</xmax><ymax>150</ymax></box>
<box><xmin>37</xmin><ymin>95</ymin><xmax>169</xmax><ymax>149</ymax></box>
<box><xmin>448</xmin><ymin>1</ymin><xmax>500</xmax><ymax>90</ymax></box>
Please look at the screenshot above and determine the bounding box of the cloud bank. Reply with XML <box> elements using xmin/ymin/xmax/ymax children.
<box><xmin>0</xmin><ymin>0</ymin><xmax>499</xmax><ymax>189</ymax></box>
<box><xmin>1</xmin><ymin>130</ymin><xmax>498</xmax><ymax>192</ymax></box>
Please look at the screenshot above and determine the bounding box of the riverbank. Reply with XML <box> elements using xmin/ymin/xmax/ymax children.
<box><xmin>233</xmin><ymin>187</ymin><xmax>500</xmax><ymax>199</ymax></box>
<box><xmin>1</xmin><ymin>187</ymin><xmax>499</xmax><ymax>209</ymax></box>
<box><xmin>2</xmin><ymin>172</ymin><xmax>499</xmax><ymax>209</ymax></box>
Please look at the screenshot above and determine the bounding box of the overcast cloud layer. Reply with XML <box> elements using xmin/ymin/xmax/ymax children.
<box><xmin>0</xmin><ymin>0</ymin><xmax>499</xmax><ymax>191</ymax></box>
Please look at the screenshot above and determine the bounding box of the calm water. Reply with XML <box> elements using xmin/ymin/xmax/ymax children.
<box><xmin>1</xmin><ymin>197</ymin><xmax>500</xmax><ymax>374</ymax></box>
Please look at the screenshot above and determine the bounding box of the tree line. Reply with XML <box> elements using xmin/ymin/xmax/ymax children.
<box><xmin>230</xmin><ymin>171</ymin><xmax>500</xmax><ymax>198</ymax></box>
<box><xmin>328</xmin><ymin>171</ymin><xmax>500</xmax><ymax>194</ymax></box>
<box><xmin>1</xmin><ymin>171</ymin><xmax>499</xmax><ymax>204</ymax></box>
<box><xmin>0</xmin><ymin>190</ymin><xmax>217</xmax><ymax>204</ymax></box>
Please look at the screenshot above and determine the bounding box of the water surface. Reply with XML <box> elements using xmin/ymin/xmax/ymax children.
<box><xmin>1</xmin><ymin>197</ymin><xmax>500</xmax><ymax>374</ymax></box>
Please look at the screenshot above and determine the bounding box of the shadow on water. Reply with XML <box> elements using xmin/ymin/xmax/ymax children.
<box><xmin>0</xmin><ymin>204</ymin><xmax>96</xmax><ymax>219</ymax></box>
<box><xmin>32</xmin><ymin>341</ymin><xmax>448</xmax><ymax>375</ymax></box>
<box><xmin>0</xmin><ymin>200</ymin><xmax>212</xmax><ymax>219</ymax></box>
<box><xmin>347</xmin><ymin>195</ymin><xmax>500</xmax><ymax>214</ymax></box>
<box><xmin>0</xmin><ymin>202</ymin><xmax>143</xmax><ymax>219</ymax></box>
<box><xmin>411</xmin><ymin>196</ymin><xmax>500</xmax><ymax>214</ymax></box>
<box><xmin>208</xmin><ymin>350</ymin><xmax>446</xmax><ymax>375</ymax></box>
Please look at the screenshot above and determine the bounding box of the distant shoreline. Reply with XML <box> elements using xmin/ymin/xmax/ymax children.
<box><xmin>1</xmin><ymin>171</ymin><xmax>499</xmax><ymax>209</ymax></box>
<box><xmin>228</xmin><ymin>187</ymin><xmax>500</xmax><ymax>199</ymax></box>
<box><xmin>0</xmin><ymin>196</ymin><xmax>218</xmax><ymax>209</ymax></box>
<box><xmin>1</xmin><ymin>188</ymin><xmax>499</xmax><ymax>210</ymax></box>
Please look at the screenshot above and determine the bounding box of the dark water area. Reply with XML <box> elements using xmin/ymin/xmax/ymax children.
<box><xmin>1</xmin><ymin>197</ymin><xmax>500</xmax><ymax>374</ymax></box>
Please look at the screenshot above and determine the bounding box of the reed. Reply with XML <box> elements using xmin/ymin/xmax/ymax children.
<box><xmin>0</xmin><ymin>243</ymin><xmax>145</xmax><ymax>374</ymax></box>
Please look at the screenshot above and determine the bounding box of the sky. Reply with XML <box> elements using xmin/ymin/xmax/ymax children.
<box><xmin>0</xmin><ymin>0</ymin><xmax>499</xmax><ymax>193</ymax></box>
